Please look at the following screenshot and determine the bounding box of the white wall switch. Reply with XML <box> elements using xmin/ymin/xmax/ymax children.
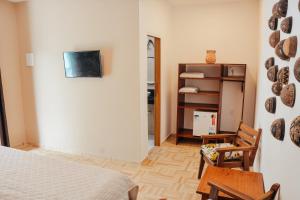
<box><xmin>26</xmin><ymin>53</ymin><xmax>34</xmax><ymax>67</ymax></box>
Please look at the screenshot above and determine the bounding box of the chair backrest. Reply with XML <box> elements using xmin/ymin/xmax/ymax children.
<box><xmin>256</xmin><ymin>183</ymin><xmax>280</xmax><ymax>200</ymax></box>
<box><xmin>234</xmin><ymin>122</ymin><xmax>262</xmax><ymax>165</ymax></box>
<box><xmin>208</xmin><ymin>181</ymin><xmax>280</xmax><ymax>200</ymax></box>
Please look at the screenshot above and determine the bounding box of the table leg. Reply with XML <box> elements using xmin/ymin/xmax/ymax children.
<box><xmin>201</xmin><ymin>194</ymin><xmax>209</xmax><ymax>200</ymax></box>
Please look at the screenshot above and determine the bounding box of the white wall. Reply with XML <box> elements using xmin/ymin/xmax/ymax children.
<box><xmin>16</xmin><ymin>0</ymin><xmax>142</xmax><ymax>161</ymax></box>
<box><xmin>0</xmin><ymin>0</ymin><xmax>26</xmax><ymax>147</ymax></box>
<box><xmin>139</xmin><ymin>0</ymin><xmax>172</xmax><ymax>157</ymax></box>
<box><xmin>169</xmin><ymin>0</ymin><xmax>260</xmax><ymax>133</ymax></box>
<box><xmin>255</xmin><ymin>0</ymin><xmax>300</xmax><ymax>199</ymax></box>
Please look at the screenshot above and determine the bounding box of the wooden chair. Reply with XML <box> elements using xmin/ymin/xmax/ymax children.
<box><xmin>198</xmin><ymin>122</ymin><xmax>262</xmax><ymax>179</ymax></box>
<box><xmin>208</xmin><ymin>181</ymin><xmax>280</xmax><ymax>200</ymax></box>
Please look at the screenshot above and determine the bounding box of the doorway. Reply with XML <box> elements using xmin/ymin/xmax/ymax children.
<box><xmin>147</xmin><ymin>35</ymin><xmax>161</xmax><ymax>150</ymax></box>
<box><xmin>0</xmin><ymin>71</ymin><xmax>9</xmax><ymax>147</ymax></box>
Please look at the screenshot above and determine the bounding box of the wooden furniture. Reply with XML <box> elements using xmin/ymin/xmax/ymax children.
<box><xmin>176</xmin><ymin>63</ymin><xmax>246</xmax><ymax>144</ymax></box>
<box><xmin>198</xmin><ymin>122</ymin><xmax>262</xmax><ymax>178</ymax></box>
<box><xmin>208</xmin><ymin>181</ymin><xmax>280</xmax><ymax>200</ymax></box>
<box><xmin>197</xmin><ymin>166</ymin><xmax>266</xmax><ymax>200</ymax></box>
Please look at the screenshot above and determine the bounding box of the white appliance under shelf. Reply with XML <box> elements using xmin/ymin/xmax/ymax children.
<box><xmin>193</xmin><ymin>111</ymin><xmax>217</xmax><ymax>136</ymax></box>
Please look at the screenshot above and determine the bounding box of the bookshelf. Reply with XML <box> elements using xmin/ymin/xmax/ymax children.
<box><xmin>176</xmin><ymin>63</ymin><xmax>246</xmax><ymax>144</ymax></box>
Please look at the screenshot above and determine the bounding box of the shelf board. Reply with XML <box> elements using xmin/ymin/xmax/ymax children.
<box><xmin>179</xmin><ymin>63</ymin><xmax>246</xmax><ymax>67</ymax></box>
<box><xmin>222</xmin><ymin>76</ymin><xmax>245</xmax><ymax>82</ymax></box>
<box><xmin>179</xmin><ymin>77</ymin><xmax>221</xmax><ymax>80</ymax></box>
<box><xmin>177</xmin><ymin>130</ymin><xmax>235</xmax><ymax>140</ymax></box>
<box><xmin>179</xmin><ymin>91</ymin><xmax>220</xmax><ymax>96</ymax></box>
<box><xmin>219</xmin><ymin>131</ymin><xmax>236</xmax><ymax>134</ymax></box>
<box><xmin>179</xmin><ymin>63</ymin><xmax>223</xmax><ymax>67</ymax></box>
<box><xmin>178</xmin><ymin>102</ymin><xmax>219</xmax><ymax>111</ymax></box>
<box><xmin>177</xmin><ymin>129</ymin><xmax>202</xmax><ymax>140</ymax></box>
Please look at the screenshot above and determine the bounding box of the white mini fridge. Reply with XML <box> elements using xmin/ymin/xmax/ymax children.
<box><xmin>193</xmin><ymin>111</ymin><xmax>218</xmax><ymax>136</ymax></box>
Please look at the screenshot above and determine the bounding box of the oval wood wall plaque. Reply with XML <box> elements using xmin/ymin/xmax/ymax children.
<box><xmin>283</xmin><ymin>36</ymin><xmax>298</xmax><ymax>58</ymax></box>
<box><xmin>281</xmin><ymin>16</ymin><xmax>293</xmax><ymax>33</ymax></box>
<box><xmin>268</xmin><ymin>16</ymin><xmax>278</xmax><ymax>30</ymax></box>
<box><xmin>271</xmin><ymin>118</ymin><xmax>285</xmax><ymax>141</ymax></box>
<box><xmin>290</xmin><ymin>116</ymin><xmax>300</xmax><ymax>148</ymax></box>
<box><xmin>272</xmin><ymin>82</ymin><xmax>283</xmax><ymax>96</ymax></box>
<box><xmin>280</xmin><ymin>83</ymin><xmax>296</xmax><ymax>107</ymax></box>
<box><xmin>272</xmin><ymin>0</ymin><xmax>288</xmax><ymax>18</ymax></box>
<box><xmin>275</xmin><ymin>40</ymin><xmax>290</xmax><ymax>61</ymax></box>
<box><xmin>267</xmin><ymin>65</ymin><xmax>278</xmax><ymax>82</ymax></box>
<box><xmin>269</xmin><ymin>31</ymin><xmax>280</xmax><ymax>48</ymax></box>
<box><xmin>265</xmin><ymin>57</ymin><xmax>275</xmax><ymax>70</ymax></box>
<box><xmin>294</xmin><ymin>57</ymin><xmax>300</xmax><ymax>82</ymax></box>
<box><xmin>277</xmin><ymin>67</ymin><xmax>289</xmax><ymax>85</ymax></box>
<box><xmin>265</xmin><ymin>97</ymin><xmax>276</xmax><ymax>113</ymax></box>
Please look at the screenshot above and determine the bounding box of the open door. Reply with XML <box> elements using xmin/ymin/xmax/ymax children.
<box><xmin>154</xmin><ymin>37</ymin><xmax>161</xmax><ymax>146</ymax></box>
<box><xmin>147</xmin><ymin>36</ymin><xmax>161</xmax><ymax>148</ymax></box>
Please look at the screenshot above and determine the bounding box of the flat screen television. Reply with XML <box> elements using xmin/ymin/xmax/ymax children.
<box><xmin>63</xmin><ymin>50</ymin><xmax>102</xmax><ymax>78</ymax></box>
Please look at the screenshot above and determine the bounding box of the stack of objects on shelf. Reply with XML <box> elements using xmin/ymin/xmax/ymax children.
<box><xmin>176</xmin><ymin>63</ymin><xmax>246</xmax><ymax>144</ymax></box>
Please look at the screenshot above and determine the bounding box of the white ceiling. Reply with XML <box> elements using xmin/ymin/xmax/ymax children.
<box><xmin>166</xmin><ymin>0</ymin><xmax>244</xmax><ymax>6</ymax></box>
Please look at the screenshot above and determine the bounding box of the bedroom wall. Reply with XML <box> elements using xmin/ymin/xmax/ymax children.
<box><xmin>16</xmin><ymin>0</ymin><xmax>142</xmax><ymax>161</ymax></box>
<box><xmin>169</xmin><ymin>0</ymin><xmax>260</xmax><ymax>133</ymax></box>
<box><xmin>0</xmin><ymin>0</ymin><xmax>26</xmax><ymax>147</ymax></box>
<box><xmin>139</xmin><ymin>0</ymin><xmax>172</xmax><ymax>157</ymax></box>
<box><xmin>255</xmin><ymin>0</ymin><xmax>300</xmax><ymax>199</ymax></box>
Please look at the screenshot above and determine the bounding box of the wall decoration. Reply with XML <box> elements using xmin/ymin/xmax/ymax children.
<box><xmin>280</xmin><ymin>83</ymin><xmax>296</xmax><ymax>107</ymax></box>
<box><xmin>271</xmin><ymin>118</ymin><xmax>285</xmax><ymax>141</ymax></box>
<box><xmin>205</xmin><ymin>50</ymin><xmax>216</xmax><ymax>64</ymax></box>
<box><xmin>268</xmin><ymin>16</ymin><xmax>278</xmax><ymax>30</ymax></box>
<box><xmin>283</xmin><ymin>36</ymin><xmax>298</xmax><ymax>58</ymax></box>
<box><xmin>290</xmin><ymin>116</ymin><xmax>300</xmax><ymax>148</ymax></box>
<box><xmin>269</xmin><ymin>31</ymin><xmax>280</xmax><ymax>48</ymax></box>
<box><xmin>275</xmin><ymin>40</ymin><xmax>290</xmax><ymax>61</ymax></box>
<box><xmin>277</xmin><ymin>67</ymin><xmax>289</xmax><ymax>85</ymax></box>
<box><xmin>294</xmin><ymin>57</ymin><xmax>300</xmax><ymax>82</ymax></box>
<box><xmin>281</xmin><ymin>16</ymin><xmax>293</xmax><ymax>33</ymax></box>
<box><xmin>272</xmin><ymin>0</ymin><xmax>288</xmax><ymax>18</ymax></box>
<box><xmin>265</xmin><ymin>97</ymin><xmax>276</xmax><ymax>113</ymax></box>
<box><xmin>272</xmin><ymin>82</ymin><xmax>283</xmax><ymax>96</ymax></box>
<box><xmin>265</xmin><ymin>57</ymin><xmax>275</xmax><ymax>70</ymax></box>
<box><xmin>267</xmin><ymin>65</ymin><xmax>278</xmax><ymax>82</ymax></box>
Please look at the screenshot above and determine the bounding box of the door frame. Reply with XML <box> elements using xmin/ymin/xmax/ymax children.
<box><xmin>148</xmin><ymin>35</ymin><xmax>161</xmax><ymax>146</ymax></box>
<box><xmin>0</xmin><ymin>70</ymin><xmax>9</xmax><ymax>147</ymax></box>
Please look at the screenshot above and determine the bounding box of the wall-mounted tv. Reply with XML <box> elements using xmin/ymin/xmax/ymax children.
<box><xmin>63</xmin><ymin>50</ymin><xmax>102</xmax><ymax>78</ymax></box>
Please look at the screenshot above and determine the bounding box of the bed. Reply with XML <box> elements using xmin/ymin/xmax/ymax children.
<box><xmin>0</xmin><ymin>146</ymin><xmax>138</xmax><ymax>200</ymax></box>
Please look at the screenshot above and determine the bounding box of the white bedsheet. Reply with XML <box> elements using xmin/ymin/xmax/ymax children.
<box><xmin>0</xmin><ymin>146</ymin><xmax>136</xmax><ymax>200</ymax></box>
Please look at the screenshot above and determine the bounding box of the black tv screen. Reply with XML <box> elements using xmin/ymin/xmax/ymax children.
<box><xmin>63</xmin><ymin>50</ymin><xmax>102</xmax><ymax>78</ymax></box>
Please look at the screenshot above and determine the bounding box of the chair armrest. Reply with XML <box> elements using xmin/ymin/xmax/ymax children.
<box><xmin>216</xmin><ymin>146</ymin><xmax>255</xmax><ymax>153</ymax></box>
<box><xmin>208</xmin><ymin>181</ymin><xmax>254</xmax><ymax>200</ymax></box>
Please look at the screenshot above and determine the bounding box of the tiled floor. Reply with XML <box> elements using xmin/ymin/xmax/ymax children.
<box><xmin>26</xmin><ymin>135</ymin><xmax>202</xmax><ymax>200</ymax></box>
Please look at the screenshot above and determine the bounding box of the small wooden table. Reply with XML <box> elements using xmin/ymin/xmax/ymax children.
<box><xmin>197</xmin><ymin>166</ymin><xmax>265</xmax><ymax>200</ymax></box>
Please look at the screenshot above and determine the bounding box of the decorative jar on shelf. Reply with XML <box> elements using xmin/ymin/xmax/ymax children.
<box><xmin>205</xmin><ymin>50</ymin><xmax>216</xmax><ymax>64</ymax></box>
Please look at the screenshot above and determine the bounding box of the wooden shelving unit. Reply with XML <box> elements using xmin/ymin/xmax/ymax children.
<box><xmin>176</xmin><ymin>63</ymin><xmax>246</xmax><ymax>144</ymax></box>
